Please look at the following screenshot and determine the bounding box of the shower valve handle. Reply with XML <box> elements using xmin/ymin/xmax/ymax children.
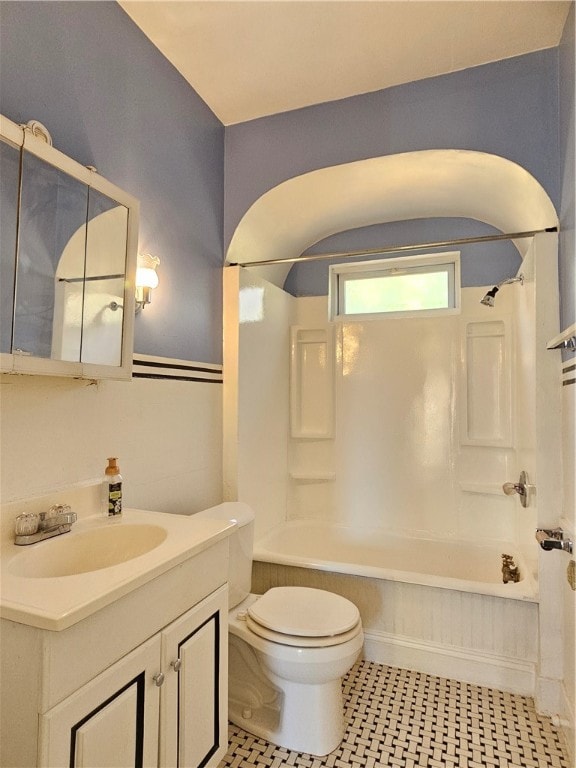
<box><xmin>503</xmin><ymin>482</ymin><xmax>525</xmax><ymax>496</ymax></box>
<box><xmin>502</xmin><ymin>471</ymin><xmax>531</xmax><ymax>508</ymax></box>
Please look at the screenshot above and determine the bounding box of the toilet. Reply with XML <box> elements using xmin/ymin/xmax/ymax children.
<box><xmin>195</xmin><ymin>502</ymin><xmax>364</xmax><ymax>756</ymax></box>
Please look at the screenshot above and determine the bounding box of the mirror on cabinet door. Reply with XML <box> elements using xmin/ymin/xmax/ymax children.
<box><xmin>54</xmin><ymin>188</ymin><xmax>129</xmax><ymax>367</ymax></box>
<box><xmin>0</xmin><ymin>136</ymin><xmax>20</xmax><ymax>356</ymax></box>
<box><xmin>14</xmin><ymin>149</ymin><xmax>90</xmax><ymax>362</ymax></box>
<box><xmin>0</xmin><ymin>114</ymin><xmax>138</xmax><ymax>379</ymax></box>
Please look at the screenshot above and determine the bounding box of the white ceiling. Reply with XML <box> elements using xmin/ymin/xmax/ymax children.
<box><xmin>119</xmin><ymin>1</ymin><xmax>571</xmax><ymax>125</ymax></box>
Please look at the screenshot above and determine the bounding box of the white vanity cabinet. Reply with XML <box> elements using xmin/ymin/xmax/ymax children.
<box><xmin>0</xmin><ymin>528</ymin><xmax>231</xmax><ymax>768</ymax></box>
<box><xmin>39</xmin><ymin>585</ymin><xmax>228</xmax><ymax>768</ymax></box>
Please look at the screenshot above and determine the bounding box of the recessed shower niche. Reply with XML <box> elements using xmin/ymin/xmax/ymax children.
<box><xmin>290</xmin><ymin>326</ymin><xmax>334</xmax><ymax>439</ymax></box>
<box><xmin>461</xmin><ymin>318</ymin><xmax>513</xmax><ymax>447</ymax></box>
<box><xmin>288</xmin><ymin>325</ymin><xmax>336</xmax><ymax>514</ymax></box>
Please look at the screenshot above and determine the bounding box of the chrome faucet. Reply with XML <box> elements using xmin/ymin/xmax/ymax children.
<box><xmin>535</xmin><ymin>528</ymin><xmax>573</xmax><ymax>554</ymax></box>
<box><xmin>14</xmin><ymin>504</ymin><xmax>77</xmax><ymax>545</ymax></box>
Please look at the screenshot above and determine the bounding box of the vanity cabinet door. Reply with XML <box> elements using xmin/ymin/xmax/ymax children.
<box><xmin>39</xmin><ymin>635</ymin><xmax>161</xmax><ymax>768</ymax></box>
<box><xmin>159</xmin><ymin>584</ymin><xmax>228</xmax><ymax>768</ymax></box>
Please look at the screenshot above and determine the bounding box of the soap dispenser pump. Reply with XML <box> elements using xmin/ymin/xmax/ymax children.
<box><xmin>103</xmin><ymin>457</ymin><xmax>122</xmax><ymax>519</ymax></box>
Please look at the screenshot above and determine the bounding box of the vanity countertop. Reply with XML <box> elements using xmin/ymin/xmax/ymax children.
<box><xmin>0</xmin><ymin>508</ymin><xmax>234</xmax><ymax>631</ymax></box>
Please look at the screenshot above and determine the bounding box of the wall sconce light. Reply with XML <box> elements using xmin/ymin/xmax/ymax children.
<box><xmin>135</xmin><ymin>253</ymin><xmax>160</xmax><ymax>312</ymax></box>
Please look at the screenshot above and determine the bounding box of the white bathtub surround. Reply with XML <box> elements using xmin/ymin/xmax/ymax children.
<box><xmin>521</xmin><ymin>235</ymin><xmax>567</xmax><ymax>726</ymax></box>
<box><xmin>288</xmin><ymin>288</ymin><xmax>533</xmax><ymax>553</ymax></box>
<box><xmin>0</xmin><ymin>358</ymin><xmax>222</xmax><ymax>515</ymax></box>
<box><xmin>226</xmin><ymin>232</ymin><xmax>569</xmax><ymax>731</ymax></box>
<box><xmin>223</xmin><ymin>268</ymin><xmax>295</xmax><ymax>540</ymax></box>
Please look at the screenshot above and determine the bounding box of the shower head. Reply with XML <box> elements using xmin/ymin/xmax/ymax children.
<box><xmin>480</xmin><ymin>287</ymin><xmax>498</xmax><ymax>307</ymax></box>
<box><xmin>480</xmin><ymin>274</ymin><xmax>524</xmax><ymax>307</ymax></box>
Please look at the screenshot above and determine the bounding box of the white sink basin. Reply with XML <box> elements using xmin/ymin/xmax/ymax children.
<box><xmin>0</xmin><ymin>507</ymin><xmax>235</xmax><ymax>631</ymax></box>
<box><xmin>9</xmin><ymin>524</ymin><xmax>168</xmax><ymax>578</ymax></box>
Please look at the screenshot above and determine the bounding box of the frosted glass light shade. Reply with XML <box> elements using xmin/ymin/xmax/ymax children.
<box><xmin>135</xmin><ymin>254</ymin><xmax>160</xmax><ymax>311</ymax></box>
<box><xmin>136</xmin><ymin>266</ymin><xmax>159</xmax><ymax>290</ymax></box>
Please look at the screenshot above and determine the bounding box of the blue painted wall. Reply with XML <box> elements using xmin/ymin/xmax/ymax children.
<box><xmin>1</xmin><ymin>3</ymin><xmax>573</xmax><ymax>350</ymax></box>
<box><xmin>225</xmin><ymin>48</ymin><xmax>561</xmax><ymax>297</ymax></box>
<box><xmin>0</xmin><ymin>1</ymin><xmax>224</xmax><ymax>364</ymax></box>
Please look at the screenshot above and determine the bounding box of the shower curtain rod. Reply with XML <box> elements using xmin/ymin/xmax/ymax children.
<box><xmin>228</xmin><ymin>226</ymin><xmax>557</xmax><ymax>268</ymax></box>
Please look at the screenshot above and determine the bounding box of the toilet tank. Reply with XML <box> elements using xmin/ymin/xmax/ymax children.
<box><xmin>193</xmin><ymin>502</ymin><xmax>255</xmax><ymax>609</ymax></box>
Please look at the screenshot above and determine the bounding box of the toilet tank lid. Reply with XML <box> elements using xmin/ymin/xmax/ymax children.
<box><xmin>194</xmin><ymin>501</ymin><xmax>255</xmax><ymax>528</ymax></box>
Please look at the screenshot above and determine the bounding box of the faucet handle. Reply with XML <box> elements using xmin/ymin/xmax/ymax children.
<box><xmin>502</xmin><ymin>471</ymin><xmax>531</xmax><ymax>507</ymax></box>
<box><xmin>47</xmin><ymin>503</ymin><xmax>72</xmax><ymax>518</ymax></box>
<box><xmin>40</xmin><ymin>504</ymin><xmax>77</xmax><ymax>528</ymax></box>
<box><xmin>14</xmin><ymin>513</ymin><xmax>39</xmax><ymax>536</ymax></box>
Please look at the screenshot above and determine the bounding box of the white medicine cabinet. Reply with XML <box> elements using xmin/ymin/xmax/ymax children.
<box><xmin>0</xmin><ymin>114</ymin><xmax>139</xmax><ymax>380</ymax></box>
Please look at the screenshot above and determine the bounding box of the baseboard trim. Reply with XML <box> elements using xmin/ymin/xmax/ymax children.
<box><xmin>362</xmin><ymin>630</ymin><xmax>536</xmax><ymax>696</ymax></box>
<box><xmin>535</xmin><ymin>675</ymin><xmax>563</xmax><ymax>714</ymax></box>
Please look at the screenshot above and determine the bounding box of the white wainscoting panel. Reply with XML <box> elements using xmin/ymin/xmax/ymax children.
<box><xmin>0</xmin><ymin>360</ymin><xmax>222</xmax><ymax>515</ymax></box>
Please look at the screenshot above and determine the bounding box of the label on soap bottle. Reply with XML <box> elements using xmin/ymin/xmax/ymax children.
<box><xmin>108</xmin><ymin>481</ymin><xmax>122</xmax><ymax>516</ymax></box>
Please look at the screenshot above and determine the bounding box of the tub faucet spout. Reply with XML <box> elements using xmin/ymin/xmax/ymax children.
<box><xmin>501</xmin><ymin>554</ymin><xmax>520</xmax><ymax>583</ymax></box>
<box><xmin>535</xmin><ymin>528</ymin><xmax>573</xmax><ymax>554</ymax></box>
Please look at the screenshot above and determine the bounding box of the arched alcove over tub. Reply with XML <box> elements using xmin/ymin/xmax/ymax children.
<box><xmin>226</xmin><ymin>149</ymin><xmax>557</xmax><ymax>286</ymax></box>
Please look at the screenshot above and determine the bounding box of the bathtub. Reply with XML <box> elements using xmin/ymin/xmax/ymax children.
<box><xmin>253</xmin><ymin>520</ymin><xmax>539</xmax><ymax>694</ymax></box>
<box><xmin>254</xmin><ymin>520</ymin><xmax>537</xmax><ymax>601</ymax></box>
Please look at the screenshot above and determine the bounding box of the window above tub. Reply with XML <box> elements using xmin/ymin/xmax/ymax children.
<box><xmin>329</xmin><ymin>251</ymin><xmax>461</xmax><ymax>321</ymax></box>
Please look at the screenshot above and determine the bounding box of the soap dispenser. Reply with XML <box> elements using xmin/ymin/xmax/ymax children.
<box><xmin>103</xmin><ymin>457</ymin><xmax>122</xmax><ymax>519</ymax></box>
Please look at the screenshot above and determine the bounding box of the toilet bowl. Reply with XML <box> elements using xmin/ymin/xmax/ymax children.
<box><xmin>194</xmin><ymin>503</ymin><xmax>364</xmax><ymax>756</ymax></box>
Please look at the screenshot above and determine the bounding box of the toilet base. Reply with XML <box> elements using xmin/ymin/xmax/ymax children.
<box><xmin>229</xmin><ymin>674</ymin><xmax>344</xmax><ymax>756</ymax></box>
<box><xmin>227</xmin><ymin>595</ymin><xmax>363</xmax><ymax>756</ymax></box>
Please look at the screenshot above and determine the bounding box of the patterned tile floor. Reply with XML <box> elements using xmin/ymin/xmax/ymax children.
<box><xmin>219</xmin><ymin>661</ymin><xmax>570</xmax><ymax>768</ymax></box>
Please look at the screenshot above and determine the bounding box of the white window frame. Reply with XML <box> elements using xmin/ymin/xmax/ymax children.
<box><xmin>329</xmin><ymin>251</ymin><xmax>461</xmax><ymax>321</ymax></box>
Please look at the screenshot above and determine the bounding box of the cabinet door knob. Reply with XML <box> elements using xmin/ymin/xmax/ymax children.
<box><xmin>152</xmin><ymin>672</ymin><xmax>165</xmax><ymax>687</ymax></box>
<box><xmin>170</xmin><ymin>659</ymin><xmax>182</xmax><ymax>672</ymax></box>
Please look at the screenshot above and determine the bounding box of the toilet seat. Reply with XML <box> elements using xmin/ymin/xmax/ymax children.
<box><xmin>246</xmin><ymin>587</ymin><xmax>361</xmax><ymax>647</ymax></box>
<box><xmin>245</xmin><ymin>614</ymin><xmax>362</xmax><ymax>647</ymax></box>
